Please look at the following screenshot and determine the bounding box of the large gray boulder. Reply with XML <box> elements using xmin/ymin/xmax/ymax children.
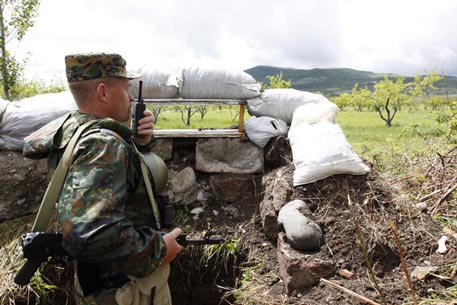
<box><xmin>195</xmin><ymin>138</ymin><xmax>263</xmax><ymax>174</ymax></box>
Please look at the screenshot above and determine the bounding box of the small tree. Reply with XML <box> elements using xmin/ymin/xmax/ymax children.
<box><xmin>262</xmin><ymin>71</ymin><xmax>291</xmax><ymax>90</ymax></box>
<box><xmin>350</xmin><ymin>84</ymin><xmax>372</xmax><ymax>111</ymax></box>
<box><xmin>372</xmin><ymin>72</ymin><xmax>442</xmax><ymax>126</ymax></box>
<box><xmin>0</xmin><ymin>0</ymin><xmax>40</xmax><ymax>100</ymax></box>
<box><xmin>336</xmin><ymin>71</ymin><xmax>443</xmax><ymax>127</ymax></box>
<box><xmin>437</xmin><ymin>99</ymin><xmax>457</xmax><ymax>143</ymax></box>
<box><xmin>175</xmin><ymin>105</ymin><xmax>202</xmax><ymax>126</ymax></box>
<box><xmin>332</xmin><ymin>92</ymin><xmax>351</xmax><ymax>111</ymax></box>
<box><xmin>371</xmin><ymin>76</ymin><xmax>411</xmax><ymax>126</ymax></box>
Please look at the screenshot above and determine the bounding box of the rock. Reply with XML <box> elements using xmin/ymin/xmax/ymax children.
<box><xmin>259</xmin><ymin>197</ymin><xmax>280</xmax><ymax>240</ymax></box>
<box><xmin>196</xmin><ymin>191</ymin><xmax>206</xmax><ymax>202</ymax></box>
<box><xmin>415</xmin><ymin>202</ymin><xmax>428</xmax><ymax>211</ymax></box>
<box><xmin>151</xmin><ymin>138</ymin><xmax>173</xmax><ymax>161</ymax></box>
<box><xmin>411</xmin><ymin>266</ymin><xmax>438</xmax><ymax>280</ymax></box>
<box><xmin>278</xmin><ymin>200</ymin><xmax>325</xmax><ymax>251</ymax></box>
<box><xmin>222</xmin><ymin>205</ymin><xmax>239</xmax><ymax>218</ymax></box>
<box><xmin>190</xmin><ymin>207</ymin><xmax>205</xmax><ymax>219</ymax></box>
<box><xmin>339</xmin><ymin>269</ymin><xmax>354</xmax><ymax>279</ymax></box>
<box><xmin>437</xmin><ymin>236</ymin><xmax>448</xmax><ymax>254</ymax></box>
<box><xmin>168</xmin><ymin>167</ymin><xmax>200</xmax><ymax>205</ymax></box>
<box><xmin>195</xmin><ymin>138</ymin><xmax>263</xmax><ymax>173</ymax></box>
<box><xmin>277</xmin><ymin>233</ymin><xmax>334</xmax><ymax>295</ymax></box>
<box><xmin>259</xmin><ymin>165</ymin><xmax>294</xmax><ymax>240</ymax></box>
<box><xmin>265</xmin><ymin>166</ymin><xmax>293</xmax><ymax>212</ymax></box>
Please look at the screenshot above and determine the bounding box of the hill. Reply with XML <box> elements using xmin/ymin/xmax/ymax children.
<box><xmin>245</xmin><ymin>65</ymin><xmax>457</xmax><ymax>97</ymax></box>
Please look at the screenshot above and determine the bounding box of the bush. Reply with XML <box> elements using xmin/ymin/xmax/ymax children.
<box><xmin>1</xmin><ymin>77</ymin><xmax>66</xmax><ymax>100</ymax></box>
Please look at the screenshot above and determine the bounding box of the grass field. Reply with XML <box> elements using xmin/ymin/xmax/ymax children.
<box><xmin>152</xmin><ymin>105</ymin><xmax>244</xmax><ymax>129</ymax></box>
<box><xmin>152</xmin><ymin>105</ymin><xmax>452</xmax><ymax>173</ymax></box>
<box><xmin>337</xmin><ymin>110</ymin><xmax>452</xmax><ymax>172</ymax></box>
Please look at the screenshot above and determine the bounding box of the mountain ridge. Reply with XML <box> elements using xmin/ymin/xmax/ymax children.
<box><xmin>245</xmin><ymin>65</ymin><xmax>457</xmax><ymax>97</ymax></box>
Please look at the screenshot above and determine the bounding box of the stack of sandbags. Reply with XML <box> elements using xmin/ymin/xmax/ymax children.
<box><xmin>179</xmin><ymin>67</ymin><xmax>261</xmax><ymax>99</ymax></box>
<box><xmin>130</xmin><ymin>66</ymin><xmax>180</xmax><ymax>99</ymax></box>
<box><xmin>0</xmin><ymin>91</ymin><xmax>76</xmax><ymax>151</ymax></box>
<box><xmin>288</xmin><ymin>103</ymin><xmax>369</xmax><ymax>186</ymax></box>
<box><xmin>246</xmin><ymin>88</ymin><xmax>333</xmax><ymax>124</ymax></box>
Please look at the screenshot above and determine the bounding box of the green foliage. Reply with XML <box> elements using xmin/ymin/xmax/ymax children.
<box><xmin>0</xmin><ymin>0</ymin><xmax>41</xmax><ymax>100</ymax></box>
<box><xmin>337</xmin><ymin>110</ymin><xmax>448</xmax><ymax>173</ymax></box>
<box><xmin>0</xmin><ymin>50</ymin><xmax>26</xmax><ymax>100</ymax></box>
<box><xmin>17</xmin><ymin>77</ymin><xmax>66</xmax><ymax>99</ymax></box>
<box><xmin>334</xmin><ymin>71</ymin><xmax>443</xmax><ymax>127</ymax></box>
<box><xmin>153</xmin><ymin>105</ymin><xmax>249</xmax><ymax>129</ymax></box>
<box><xmin>201</xmin><ymin>232</ymin><xmax>241</xmax><ymax>272</ymax></box>
<box><xmin>425</xmin><ymin>95</ymin><xmax>449</xmax><ymax>111</ymax></box>
<box><xmin>261</xmin><ymin>71</ymin><xmax>291</xmax><ymax>90</ymax></box>
<box><xmin>351</xmin><ymin>84</ymin><xmax>373</xmax><ymax>111</ymax></box>
<box><xmin>0</xmin><ymin>76</ymin><xmax>66</xmax><ymax>100</ymax></box>
<box><xmin>419</xmin><ymin>284</ymin><xmax>457</xmax><ymax>304</ymax></box>
<box><xmin>437</xmin><ymin>98</ymin><xmax>457</xmax><ymax>143</ymax></box>
<box><xmin>332</xmin><ymin>92</ymin><xmax>351</xmax><ymax>110</ymax></box>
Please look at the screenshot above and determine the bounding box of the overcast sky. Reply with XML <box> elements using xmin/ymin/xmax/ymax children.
<box><xmin>11</xmin><ymin>0</ymin><xmax>457</xmax><ymax>82</ymax></box>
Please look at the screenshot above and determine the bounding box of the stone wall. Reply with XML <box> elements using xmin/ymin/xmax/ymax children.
<box><xmin>0</xmin><ymin>136</ymin><xmax>290</xmax><ymax>221</ymax></box>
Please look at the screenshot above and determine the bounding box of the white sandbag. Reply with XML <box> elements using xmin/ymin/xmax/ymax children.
<box><xmin>244</xmin><ymin>116</ymin><xmax>288</xmax><ymax>148</ymax></box>
<box><xmin>247</xmin><ymin>88</ymin><xmax>333</xmax><ymax>124</ymax></box>
<box><xmin>130</xmin><ymin>67</ymin><xmax>179</xmax><ymax>99</ymax></box>
<box><xmin>277</xmin><ymin>200</ymin><xmax>324</xmax><ymax>251</ymax></box>
<box><xmin>289</xmin><ymin>102</ymin><xmax>339</xmax><ymax>133</ymax></box>
<box><xmin>180</xmin><ymin>67</ymin><xmax>261</xmax><ymax>99</ymax></box>
<box><xmin>289</xmin><ymin>121</ymin><xmax>369</xmax><ymax>186</ymax></box>
<box><xmin>0</xmin><ymin>91</ymin><xmax>76</xmax><ymax>151</ymax></box>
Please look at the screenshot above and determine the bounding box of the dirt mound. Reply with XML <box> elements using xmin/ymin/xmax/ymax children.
<box><xmin>225</xmin><ymin>164</ymin><xmax>456</xmax><ymax>305</ymax></box>
<box><xmin>1</xmin><ymin>147</ymin><xmax>456</xmax><ymax>305</ymax></box>
<box><xmin>0</xmin><ymin>150</ymin><xmax>46</xmax><ymax>220</ymax></box>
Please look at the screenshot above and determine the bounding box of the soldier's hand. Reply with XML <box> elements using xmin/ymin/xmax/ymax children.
<box><xmin>135</xmin><ymin>110</ymin><xmax>155</xmax><ymax>144</ymax></box>
<box><xmin>162</xmin><ymin>228</ymin><xmax>183</xmax><ymax>265</ymax></box>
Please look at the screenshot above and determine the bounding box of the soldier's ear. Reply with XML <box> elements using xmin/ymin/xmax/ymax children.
<box><xmin>95</xmin><ymin>82</ymin><xmax>108</xmax><ymax>104</ymax></box>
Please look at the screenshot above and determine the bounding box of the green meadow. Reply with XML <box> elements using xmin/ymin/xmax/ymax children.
<box><xmin>151</xmin><ymin>105</ymin><xmax>451</xmax><ymax>174</ymax></box>
<box><xmin>337</xmin><ymin>110</ymin><xmax>450</xmax><ymax>171</ymax></box>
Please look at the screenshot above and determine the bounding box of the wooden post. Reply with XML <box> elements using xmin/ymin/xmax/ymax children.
<box><xmin>238</xmin><ymin>103</ymin><xmax>246</xmax><ymax>132</ymax></box>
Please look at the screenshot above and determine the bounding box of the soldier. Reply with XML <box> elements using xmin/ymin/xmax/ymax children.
<box><xmin>23</xmin><ymin>53</ymin><xmax>182</xmax><ymax>305</ymax></box>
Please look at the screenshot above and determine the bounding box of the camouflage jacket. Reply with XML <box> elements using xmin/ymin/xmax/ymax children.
<box><xmin>23</xmin><ymin>111</ymin><xmax>166</xmax><ymax>283</ymax></box>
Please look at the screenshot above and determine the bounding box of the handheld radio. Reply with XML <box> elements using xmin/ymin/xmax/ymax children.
<box><xmin>132</xmin><ymin>80</ymin><xmax>145</xmax><ymax>138</ymax></box>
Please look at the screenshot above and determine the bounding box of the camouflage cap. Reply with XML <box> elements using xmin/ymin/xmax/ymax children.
<box><xmin>65</xmin><ymin>52</ymin><xmax>141</xmax><ymax>82</ymax></box>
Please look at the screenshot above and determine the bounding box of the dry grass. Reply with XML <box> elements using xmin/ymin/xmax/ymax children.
<box><xmin>220</xmin><ymin>145</ymin><xmax>456</xmax><ymax>305</ymax></box>
<box><xmin>0</xmin><ymin>215</ymin><xmax>34</xmax><ymax>304</ymax></box>
<box><xmin>0</xmin><ymin>214</ymin><xmax>71</xmax><ymax>305</ymax></box>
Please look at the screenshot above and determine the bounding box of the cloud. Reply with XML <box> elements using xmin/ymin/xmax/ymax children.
<box><xmin>15</xmin><ymin>0</ymin><xmax>457</xmax><ymax>82</ymax></box>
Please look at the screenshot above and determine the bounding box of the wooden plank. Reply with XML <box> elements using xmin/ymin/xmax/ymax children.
<box><xmin>154</xmin><ymin>129</ymin><xmax>246</xmax><ymax>138</ymax></box>
<box><xmin>238</xmin><ymin>104</ymin><xmax>246</xmax><ymax>132</ymax></box>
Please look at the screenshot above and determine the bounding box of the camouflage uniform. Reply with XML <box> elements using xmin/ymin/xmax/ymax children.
<box><xmin>23</xmin><ymin>53</ymin><xmax>166</xmax><ymax>304</ymax></box>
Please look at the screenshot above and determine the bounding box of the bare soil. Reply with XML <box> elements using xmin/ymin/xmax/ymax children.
<box><xmin>2</xmin><ymin>148</ymin><xmax>456</xmax><ymax>305</ymax></box>
<box><xmin>169</xmin><ymin>161</ymin><xmax>457</xmax><ymax>305</ymax></box>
